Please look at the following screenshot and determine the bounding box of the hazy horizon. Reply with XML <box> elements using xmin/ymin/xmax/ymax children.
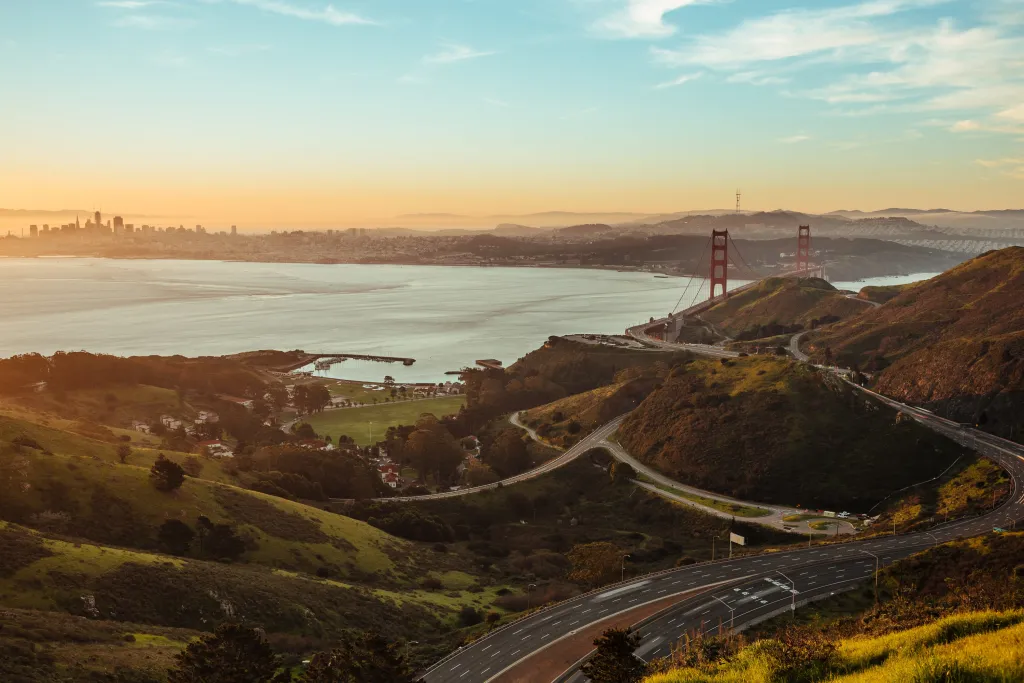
<box><xmin>3</xmin><ymin>0</ymin><xmax>1022</xmax><ymax>225</ymax></box>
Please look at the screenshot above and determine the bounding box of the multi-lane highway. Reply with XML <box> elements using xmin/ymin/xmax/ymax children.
<box><xmin>421</xmin><ymin>367</ymin><xmax>1024</xmax><ymax>683</ymax></box>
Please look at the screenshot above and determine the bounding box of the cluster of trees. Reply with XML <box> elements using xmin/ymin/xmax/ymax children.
<box><xmin>168</xmin><ymin>623</ymin><xmax>417</xmax><ymax>683</ymax></box>
<box><xmin>292</xmin><ymin>383</ymin><xmax>331</xmax><ymax>415</ymax></box>
<box><xmin>364</xmin><ymin>506</ymin><xmax>455</xmax><ymax>543</ymax></box>
<box><xmin>386</xmin><ymin>415</ymin><xmax>466</xmax><ymax>486</ymax></box>
<box><xmin>157</xmin><ymin>516</ymin><xmax>248</xmax><ymax>560</ymax></box>
<box><xmin>240</xmin><ymin>446</ymin><xmax>382</xmax><ymax>500</ymax></box>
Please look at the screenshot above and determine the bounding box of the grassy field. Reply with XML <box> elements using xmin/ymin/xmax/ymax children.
<box><xmin>644</xmin><ymin>610</ymin><xmax>1024</xmax><ymax>683</ymax></box>
<box><xmin>640</xmin><ymin>476</ymin><xmax>772</xmax><ymax>518</ymax></box>
<box><xmin>303</xmin><ymin>395</ymin><xmax>466</xmax><ymax>444</ymax></box>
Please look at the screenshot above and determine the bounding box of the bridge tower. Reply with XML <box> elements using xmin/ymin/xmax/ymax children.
<box><xmin>797</xmin><ymin>225</ymin><xmax>811</xmax><ymax>275</ymax></box>
<box><xmin>710</xmin><ymin>229</ymin><xmax>728</xmax><ymax>299</ymax></box>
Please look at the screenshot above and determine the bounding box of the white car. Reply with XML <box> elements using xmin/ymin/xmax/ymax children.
<box><xmin>837</xmin><ymin>511</ymin><xmax>851</xmax><ymax>519</ymax></box>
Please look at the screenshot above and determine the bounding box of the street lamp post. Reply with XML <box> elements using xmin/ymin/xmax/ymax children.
<box><xmin>527</xmin><ymin>583</ymin><xmax>537</xmax><ymax>611</ymax></box>
<box><xmin>712</xmin><ymin>594</ymin><xmax>735</xmax><ymax>632</ymax></box>
<box><xmin>859</xmin><ymin>549</ymin><xmax>880</xmax><ymax>605</ymax></box>
<box><xmin>712</xmin><ymin>535</ymin><xmax>720</xmax><ymax>561</ymax></box>
<box><xmin>778</xmin><ymin>571</ymin><xmax>797</xmax><ymax>615</ymax></box>
<box><xmin>621</xmin><ymin>554</ymin><xmax>630</xmax><ymax>583</ymax></box>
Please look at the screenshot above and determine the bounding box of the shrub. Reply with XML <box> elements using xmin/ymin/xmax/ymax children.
<box><xmin>150</xmin><ymin>456</ymin><xmax>185</xmax><ymax>492</ymax></box>
<box><xmin>458</xmin><ymin>607</ymin><xmax>483</xmax><ymax>627</ymax></box>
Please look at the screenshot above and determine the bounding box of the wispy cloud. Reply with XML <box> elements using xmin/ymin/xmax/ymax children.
<box><xmin>483</xmin><ymin>97</ymin><xmax>509</xmax><ymax>107</ymax></box>
<box><xmin>113</xmin><ymin>14</ymin><xmax>190</xmax><ymax>29</ymax></box>
<box><xmin>216</xmin><ymin>0</ymin><xmax>376</xmax><ymax>26</ymax></box>
<box><xmin>654</xmin><ymin>71</ymin><xmax>701</xmax><ymax>89</ymax></box>
<box><xmin>976</xmin><ymin>157</ymin><xmax>1024</xmax><ymax>180</ymax></box>
<box><xmin>727</xmin><ymin>71</ymin><xmax>788</xmax><ymax>86</ymax></box>
<box><xmin>423</xmin><ymin>44</ymin><xmax>496</xmax><ymax>65</ymax></box>
<box><xmin>592</xmin><ymin>0</ymin><xmax>714</xmax><ymax>39</ymax></box>
<box><xmin>650</xmin><ymin>0</ymin><xmax>1024</xmax><ymax>137</ymax></box>
<box><xmin>780</xmin><ymin>134</ymin><xmax>811</xmax><ymax>144</ymax></box>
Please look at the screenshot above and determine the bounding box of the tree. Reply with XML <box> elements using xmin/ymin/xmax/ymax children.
<box><xmin>580</xmin><ymin>628</ymin><xmax>648</xmax><ymax>683</ymax></box>
<box><xmin>487</xmin><ymin>430</ymin><xmax>531</xmax><ymax>478</ymax></box>
<box><xmin>158</xmin><ymin>519</ymin><xmax>195</xmax><ymax>556</ymax></box>
<box><xmin>116</xmin><ymin>444</ymin><xmax>132</xmax><ymax>464</ymax></box>
<box><xmin>203</xmin><ymin>524</ymin><xmax>247</xmax><ymax>561</ymax></box>
<box><xmin>167</xmin><ymin>623</ymin><xmax>288</xmax><ymax>683</ymax></box>
<box><xmin>610</xmin><ymin>461</ymin><xmax>637</xmax><ymax>485</ymax></box>
<box><xmin>150</xmin><ymin>455</ymin><xmax>186</xmax><ymax>492</ymax></box>
<box><xmin>195</xmin><ymin>515</ymin><xmax>214</xmax><ymax>554</ymax></box>
<box><xmin>299</xmin><ymin>632</ymin><xmax>415</xmax><ymax>683</ymax></box>
<box><xmin>567</xmin><ymin>542</ymin><xmax>622</xmax><ymax>587</ymax></box>
<box><xmin>293</xmin><ymin>422</ymin><xmax>318</xmax><ymax>440</ymax></box>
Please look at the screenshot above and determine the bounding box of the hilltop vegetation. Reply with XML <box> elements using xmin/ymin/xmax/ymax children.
<box><xmin>699</xmin><ymin>277</ymin><xmax>869</xmax><ymax>340</ymax></box>
<box><xmin>644</xmin><ymin>533</ymin><xmax>1024</xmax><ymax>683</ymax></box>
<box><xmin>455</xmin><ymin>337</ymin><xmax>690</xmax><ymax>434</ymax></box>
<box><xmin>807</xmin><ymin>247</ymin><xmax>1024</xmax><ymax>441</ymax></box>
<box><xmin>617</xmin><ymin>356</ymin><xmax>964</xmax><ymax>511</ymax></box>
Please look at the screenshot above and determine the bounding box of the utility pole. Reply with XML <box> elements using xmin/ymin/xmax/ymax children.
<box><xmin>527</xmin><ymin>584</ymin><xmax>537</xmax><ymax>611</ymax></box>
<box><xmin>712</xmin><ymin>534</ymin><xmax>720</xmax><ymax>561</ymax></box>
<box><xmin>621</xmin><ymin>554</ymin><xmax>630</xmax><ymax>583</ymax></box>
<box><xmin>859</xmin><ymin>550</ymin><xmax>880</xmax><ymax>606</ymax></box>
<box><xmin>779</xmin><ymin>571</ymin><xmax>797</xmax><ymax>616</ymax></box>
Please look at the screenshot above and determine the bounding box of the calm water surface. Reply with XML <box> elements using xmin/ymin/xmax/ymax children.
<box><xmin>0</xmin><ymin>259</ymin><xmax>935</xmax><ymax>383</ymax></box>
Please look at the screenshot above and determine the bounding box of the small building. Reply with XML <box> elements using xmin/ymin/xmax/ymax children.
<box><xmin>131</xmin><ymin>421</ymin><xmax>152</xmax><ymax>434</ymax></box>
<box><xmin>160</xmin><ymin>415</ymin><xmax>183</xmax><ymax>431</ymax></box>
<box><xmin>383</xmin><ymin>472</ymin><xmax>400</xmax><ymax>489</ymax></box>
<box><xmin>196</xmin><ymin>410</ymin><xmax>219</xmax><ymax>423</ymax></box>
<box><xmin>197</xmin><ymin>440</ymin><xmax>234</xmax><ymax>458</ymax></box>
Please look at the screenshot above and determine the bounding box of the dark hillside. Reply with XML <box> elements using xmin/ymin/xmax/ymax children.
<box><xmin>700</xmin><ymin>277</ymin><xmax>869</xmax><ymax>339</ymax></box>
<box><xmin>617</xmin><ymin>356</ymin><xmax>963</xmax><ymax>510</ymax></box>
<box><xmin>807</xmin><ymin>247</ymin><xmax>1024</xmax><ymax>440</ymax></box>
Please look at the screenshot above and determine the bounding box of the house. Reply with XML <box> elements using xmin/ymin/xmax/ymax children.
<box><xmin>298</xmin><ymin>439</ymin><xmax>330</xmax><ymax>451</ymax></box>
<box><xmin>196</xmin><ymin>410</ymin><xmax>219</xmax><ymax>424</ymax></box>
<box><xmin>160</xmin><ymin>415</ymin><xmax>183</xmax><ymax>431</ymax></box>
<box><xmin>383</xmin><ymin>472</ymin><xmax>400</xmax><ymax>489</ymax></box>
<box><xmin>217</xmin><ymin>395</ymin><xmax>254</xmax><ymax>411</ymax></box>
<box><xmin>196</xmin><ymin>440</ymin><xmax>234</xmax><ymax>458</ymax></box>
<box><xmin>131</xmin><ymin>421</ymin><xmax>152</xmax><ymax>434</ymax></box>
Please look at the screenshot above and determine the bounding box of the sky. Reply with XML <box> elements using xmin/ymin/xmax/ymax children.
<box><xmin>1</xmin><ymin>0</ymin><xmax>1023</xmax><ymax>227</ymax></box>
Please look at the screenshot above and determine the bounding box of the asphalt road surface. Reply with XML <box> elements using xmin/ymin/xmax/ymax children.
<box><xmin>421</xmin><ymin>394</ymin><xmax>1024</xmax><ymax>683</ymax></box>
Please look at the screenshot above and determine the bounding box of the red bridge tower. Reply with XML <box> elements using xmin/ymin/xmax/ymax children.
<box><xmin>710</xmin><ymin>229</ymin><xmax>728</xmax><ymax>299</ymax></box>
<box><xmin>797</xmin><ymin>225</ymin><xmax>811</xmax><ymax>274</ymax></box>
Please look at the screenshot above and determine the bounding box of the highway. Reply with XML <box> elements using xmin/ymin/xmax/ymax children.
<box><xmin>421</xmin><ymin>326</ymin><xmax>1024</xmax><ymax>683</ymax></box>
<box><xmin>422</xmin><ymin>414</ymin><xmax>1024</xmax><ymax>682</ymax></box>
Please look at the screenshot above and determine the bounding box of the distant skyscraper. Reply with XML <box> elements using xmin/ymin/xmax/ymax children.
<box><xmin>29</xmin><ymin>225</ymin><xmax>38</xmax><ymax>238</ymax></box>
<box><xmin>231</xmin><ymin>225</ymin><xmax>237</xmax><ymax>236</ymax></box>
<box><xmin>75</xmin><ymin>215</ymin><xmax>80</xmax><ymax>231</ymax></box>
<box><xmin>95</xmin><ymin>210</ymin><xmax>101</xmax><ymax>228</ymax></box>
<box><xmin>113</xmin><ymin>216</ymin><xmax>124</xmax><ymax>235</ymax></box>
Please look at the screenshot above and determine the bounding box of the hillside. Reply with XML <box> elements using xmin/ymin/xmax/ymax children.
<box><xmin>645</xmin><ymin>534</ymin><xmax>1024</xmax><ymax>683</ymax></box>
<box><xmin>806</xmin><ymin>247</ymin><xmax>1024</xmax><ymax>440</ymax></box>
<box><xmin>617</xmin><ymin>356</ymin><xmax>964</xmax><ymax>510</ymax></box>
<box><xmin>699</xmin><ymin>277</ymin><xmax>870</xmax><ymax>340</ymax></box>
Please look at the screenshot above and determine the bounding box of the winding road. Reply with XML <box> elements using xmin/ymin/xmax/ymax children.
<box><xmin>422</xmin><ymin>306</ymin><xmax>1024</xmax><ymax>682</ymax></box>
<box><xmin>422</xmin><ymin>412</ymin><xmax>1024</xmax><ymax>683</ymax></box>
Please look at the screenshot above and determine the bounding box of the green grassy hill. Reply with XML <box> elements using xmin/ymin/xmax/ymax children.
<box><xmin>646</xmin><ymin>533</ymin><xmax>1024</xmax><ymax>683</ymax></box>
<box><xmin>522</xmin><ymin>377</ymin><xmax>659</xmax><ymax>447</ymax></box>
<box><xmin>806</xmin><ymin>247</ymin><xmax>1024</xmax><ymax>441</ymax></box>
<box><xmin>0</xmin><ymin>521</ymin><xmax>495</xmax><ymax>665</ymax></box>
<box><xmin>645</xmin><ymin>610</ymin><xmax>1024</xmax><ymax>683</ymax></box>
<box><xmin>617</xmin><ymin>356</ymin><xmax>965</xmax><ymax>511</ymax></box>
<box><xmin>700</xmin><ymin>277</ymin><xmax>869</xmax><ymax>339</ymax></box>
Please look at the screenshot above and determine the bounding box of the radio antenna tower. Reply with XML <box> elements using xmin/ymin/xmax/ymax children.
<box><xmin>735</xmin><ymin>189</ymin><xmax>741</xmax><ymax>214</ymax></box>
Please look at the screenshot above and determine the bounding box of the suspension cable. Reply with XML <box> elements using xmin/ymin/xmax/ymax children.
<box><xmin>727</xmin><ymin>232</ymin><xmax>760</xmax><ymax>281</ymax></box>
<box><xmin>672</xmin><ymin>235</ymin><xmax>711</xmax><ymax>314</ymax></box>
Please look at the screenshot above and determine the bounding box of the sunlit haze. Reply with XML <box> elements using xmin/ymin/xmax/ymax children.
<box><xmin>2</xmin><ymin>0</ymin><xmax>1023</xmax><ymax>228</ymax></box>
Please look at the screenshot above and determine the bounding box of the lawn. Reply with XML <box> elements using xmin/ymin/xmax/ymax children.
<box><xmin>303</xmin><ymin>395</ymin><xmax>466</xmax><ymax>444</ymax></box>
